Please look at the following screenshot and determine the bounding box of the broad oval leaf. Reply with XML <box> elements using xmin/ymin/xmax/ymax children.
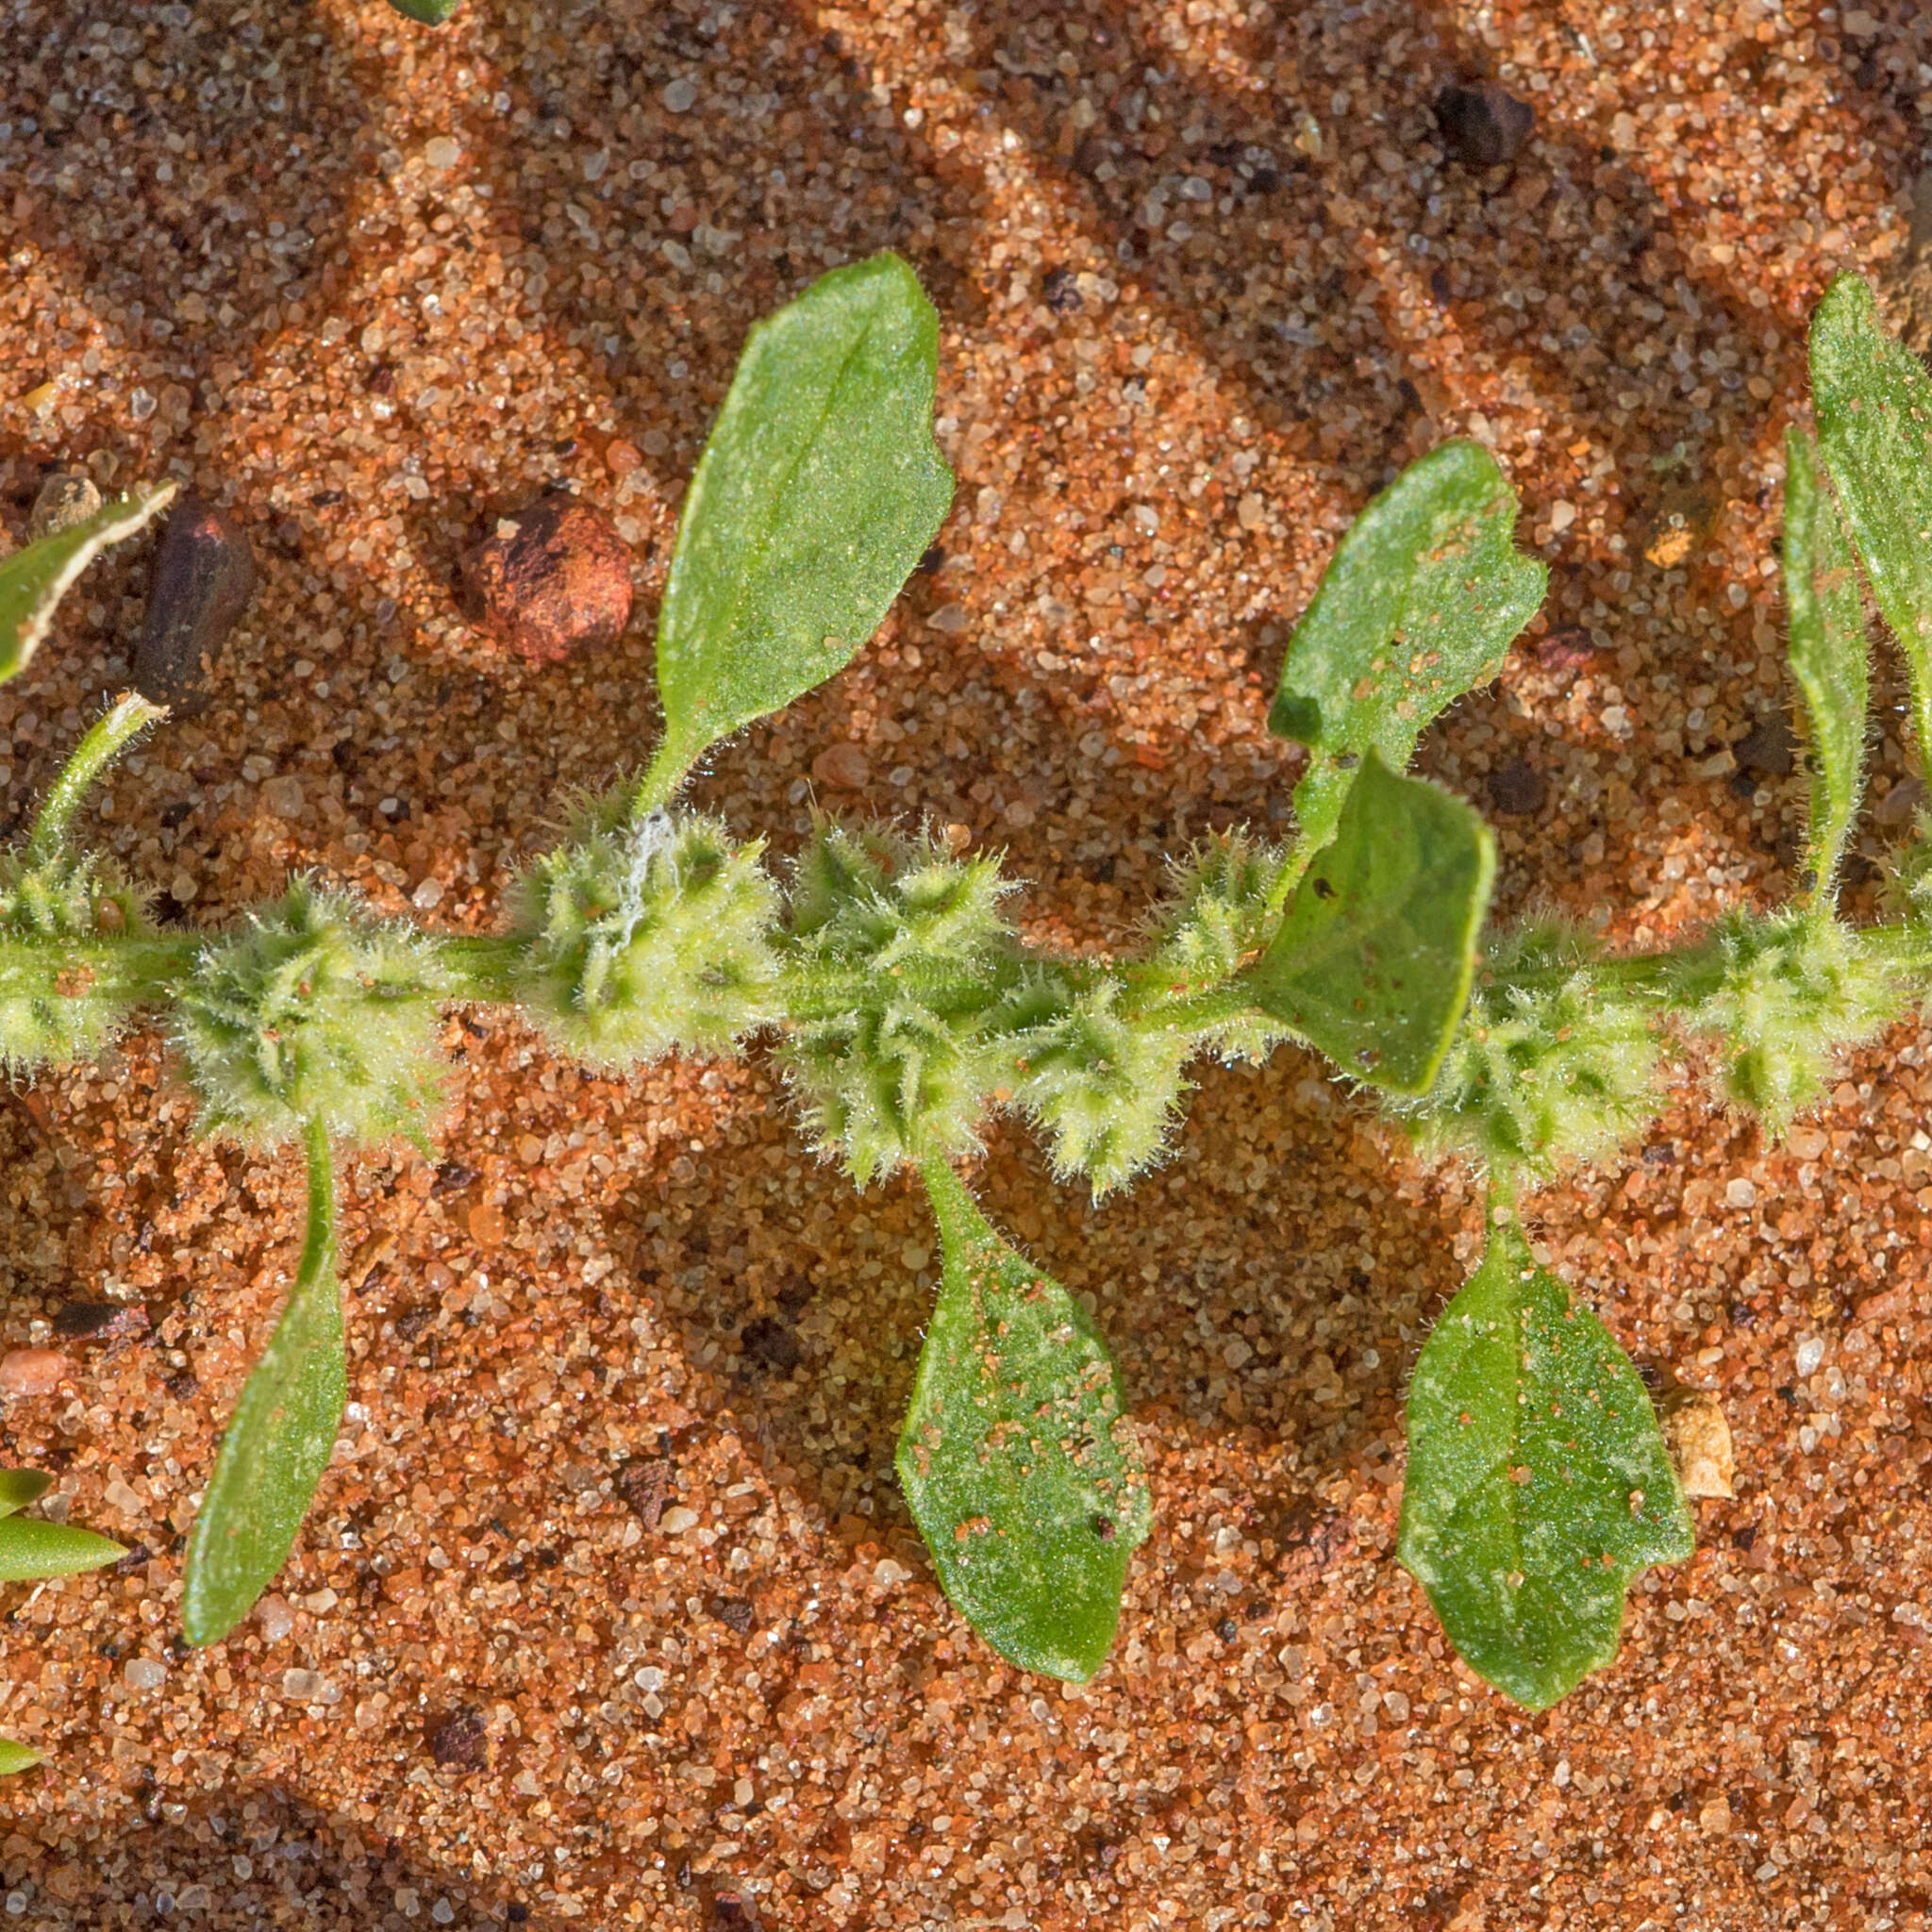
<box><xmin>1243</xmin><ymin>748</ymin><xmax>1494</xmax><ymax>1094</ymax></box>
<box><xmin>1782</xmin><ymin>428</ymin><xmax>1869</xmax><ymax>895</ymax></box>
<box><xmin>0</xmin><ymin>1469</ymin><xmax>53</xmax><ymax>1518</ymax></box>
<box><xmin>899</xmin><ymin>1161</ymin><xmax>1151</xmax><ymax>1682</ymax></box>
<box><xmin>184</xmin><ymin>1124</ymin><xmax>343</xmax><ymax>1646</ymax></box>
<box><xmin>0</xmin><ymin>482</ymin><xmax>176</xmax><ymax>687</ymax></box>
<box><xmin>1810</xmin><ymin>274</ymin><xmax>1932</xmax><ymax>768</ymax></box>
<box><xmin>1270</xmin><ymin>441</ymin><xmax>1544</xmax><ymax>852</ymax></box>
<box><xmin>0</xmin><ymin>1739</ymin><xmax>42</xmax><ymax>1777</ymax></box>
<box><xmin>0</xmin><ymin>1516</ymin><xmax>124</xmax><ymax>1582</ymax></box>
<box><xmin>1397</xmin><ymin>1215</ymin><xmax>1692</xmax><ymax>1711</ymax></box>
<box><xmin>649</xmin><ymin>253</ymin><xmax>955</xmax><ymax>795</ymax></box>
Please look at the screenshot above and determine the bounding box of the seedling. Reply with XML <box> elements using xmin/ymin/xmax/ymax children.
<box><xmin>1</xmin><ymin>259</ymin><xmax>1925</xmax><ymax>1711</ymax></box>
<box><xmin>0</xmin><ymin>1471</ymin><xmax>124</xmax><ymax>1774</ymax></box>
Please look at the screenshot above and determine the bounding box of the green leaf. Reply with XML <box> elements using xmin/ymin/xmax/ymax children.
<box><xmin>898</xmin><ymin>1162</ymin><xmax>1151</xmax><ymax>1682</ymax></box>
<box><xmin>0</xmin><ymin>1740</ymin><xmax>42</xmax><ymax>1777</ymax></box>
<box><xmin>644</xmin><ymin>252</ymin><xmax>955</xmax><ymax>801</ymax></box>
<box><xmin>388</xmin><ymin>0</ymin><xmax>460</xmax><ymax>20</ymax></box>
<box><xmin>1396</xmin><ymin>1214</ymin><xmax>1693</xmax><ymax>1711</ymax></box>
<box><xmin>0</xmin><ymin>1470</ymin><xmax>53</xmax><ymax>1518</ymax></box>
<box><xmin>184</xmin><ymin>1120</ymin><xmax>343</xmax><ymax>1646</ymax></box>
<box><xmin>1810</xmin><ymin>273</ymin><xmax>1932</xmax><ymax>768</ymax></box>
<box><xmin>1243</xmin><ymin>749</ymin><xmax>1495</xmax><ymax>1094</ymax></box>
<box><xmin>1782</xmin><ymin>428</ymin><xmax>1870</xmax><ymax>895</ymax></box>
<box><xmin>1270</xmin><ymin>441</ymin><xmax>1545</xmax><ymax>853</ymax></box>
<box><xmin>0</xmin><ymin>482</ymin><xmax>176</xmax><ymax>688</ymax></box>
<box><xmin>0</xmin><ymin>1516</ymin><xmax>125</xmax><ymax>1582</ymax></box>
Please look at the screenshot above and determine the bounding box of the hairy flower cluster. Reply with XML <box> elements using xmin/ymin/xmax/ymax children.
<box><xmin>509</xmin><ymin>797</ymin><xmax>781</xmax><ymax>1069</ymax></box>
<box><xmin>0</xmin><ymin>851</ymin><xmax>151</xmax><ymax>1073</ymax></box>
<box><xmin>1012</xmin><ymin>835</ymin><xmax>1291</xmax><ymax>1197</ymax></box>
<box><xmin>783</xmin><ymin>820</ymin><xmax>1018</xmax><ymax>1185</ymax></box>
<box><xmin>1010</xmin><ymin>977</ymin><xmax>1193</xmax><ymax>1198</ymax></box>
<box><xmin>1399</xmin><ymin>921</ymin><xmax>1662</xmax><ymax>1181</ymax></box>
<box><xmin>174</xmin><ymin>878</ymin><xmax>447</xmax><ymax>1148</ymax></box>
<box><xmin>1672</xmin><ymin>908</ymin><xmax>1897</xmax><ymax>1134</ymax></box>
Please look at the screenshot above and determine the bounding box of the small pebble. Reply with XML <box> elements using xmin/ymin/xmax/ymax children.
<box><xmin>662</xmin><ymin>77</ymin><xmax>698</xmax><ymax>113</ymax></box>
<box><xmin>460</xmin><ymin>498</ymin><xmax>633</xmax><ymax>664</ymax></box>
<box><xmin>255</xmin><ymin>1593</ymin><xmax>295</xmax><ymax>1643</ymax></box>
<box><xmin>811</xmin><ymin>742</ymin><xmax>872</xmax><ymax>790</ymax></box>
<box><xmin>424</xmin><ymin>135</ymin><xmax>461</xmax><ymax>171</ymax></box>
<box><xmin>1486</xmin><ymin>758</ymin><xmax>1547</xmax><ymax>816</ymax></box>
<box><xmin>1666</xmin><ymin>1391</ymin><xmax>1737</xmax><ymax>1500</ymax></box>
<box><xmin>133</xmin><ymin>493</ymin><xmax>258</xmax><ymax>715</ymax></box>
<box><xmin>1434</xmin><ymin>82</ymin><xmax>1535</xmax><ymax>168</ymax></box>
<box><xmin>658</xmin><ymin>1505</ymin><xmax>700</xmax><ymax>1535</ymax></box>
<box><xmin>1795</xmin><ymin>1336</ymin><xmax>1825</xmax><ymax>1377</ymax></box>
<box><xmin>0</xmin><ymin>1349</ymin><xmax>68</xmax><ymax>1397</ymax></box>
<box><xmin>27</xmin><ymin>471</ymin><xmax>103</xmax><ymax>540</ymax></box>
<box><xmin>425</xmin><ymin>1706</ymin><xmax>488</xmax><ymax>1769</ymax></box>
<box><xmin>51</xmin><ymin>1299</ymin><xmax>146</xmax><ymax>1342</ymax></box>
<box><xmin>122</xmin><ymin>1657</ymin><xmax>167</xmax><ymax>1692</ymax></box>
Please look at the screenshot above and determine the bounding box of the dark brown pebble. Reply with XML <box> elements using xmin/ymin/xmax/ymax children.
<box><xmin>133</xmin><ymin>493</ymin><xmax>258</xmax><ymax>714</ymax></box>
<box><xmin>52</xmin><ymin>1299</ymin><xmax>147</xmax><ymax>1342</ymax></box>
<box><xmin>1733</xmin><ymin>713</ymin><xmax>1794</xmax><ymax>777</ymax></box>
<box><xmin>614</xmin><ymin>1455</ymin><xmax>672</xmax><ymax>1529</ymax></box>
<box><xmin>709</xmin><ymin>1595</ymin><xmax>756</xmax><ymax>1634</ymax></box>
<box><xmin>740</xmin><ymin>1314</ymin><xmax>802</xmax><ymax>1373</ymax></box>
<box><xmin>1487</xmin><ymin>757</ymin><xmax>1548</xmax><ymax>816</ymax></box>
<box><xmin>425</xmin><ymin>1706</ymin><xmax>488</xmax><ymax>1770</ymax></box>
<box><xmin>460</xmin><ymin>497</ymin><xmax>633</xmax><ymax>664</ymax></box>
<box><xmin>1434</xmin><ymin>82</ymin><xmax>1535</xmax><ymax>168</ymax></box>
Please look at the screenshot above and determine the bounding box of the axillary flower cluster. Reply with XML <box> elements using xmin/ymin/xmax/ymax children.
<box><xmin>6</xmin><ymin>256</ymin><xmax>1932</xmax><ymax>1740</ymax></box>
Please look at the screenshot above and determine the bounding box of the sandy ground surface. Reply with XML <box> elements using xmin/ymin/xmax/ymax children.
<box><xmin>5</xmin><ymin>0</ymin><xmax>1932</xmax><ymax>1926</ymax></box>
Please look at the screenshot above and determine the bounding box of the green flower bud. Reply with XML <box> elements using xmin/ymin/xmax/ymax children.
<box><xmin>508</xmin><ymin>798</ymin><xmax>781</xmax><ymax>1070</ymax></box>
<box><xmin>0</xmin><ymin>852</ymin><xmax>151</xmax><ymax>1074</ymax></box>
<box><xmin>783</xmin><ymin>820</ymin><xmax>1016</xmax><ymax>1185</ymax></box>
<box><xmin>1399</xmin><ymin>921</ymin><xmax>1662</xmax><ymax>1181</ymax></box>
<box><xmin>175</xmin><ymin>878</ymin><xmax>446</xmax><ymax>1148</ymax></box>
<box><xmin>1671</xmin><ymin>907</ymin><xmax>1895</xmax><ymax>1134</ymax></box>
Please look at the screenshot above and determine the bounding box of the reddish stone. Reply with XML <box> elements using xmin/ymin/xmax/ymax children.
<box><xmin>460</xmin><ymin>497</ymin><xmax>633</xmax><ymax>664</ymax></box>
<box><xmin>0</xmin><ymin>1348</ymin><xmax>69</xmax><ymax>1397</ymax></box>
<box><xmin>811</xmin><ymin>741</ymin><xmax>872</xmax><ymax>790</ymax></box>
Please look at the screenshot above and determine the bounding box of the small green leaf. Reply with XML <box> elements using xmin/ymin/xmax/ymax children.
<box><xmin>0</xmin><ymin>482</ymin><xmax>176</xmax><ymax>688</ymax></box>
<box><xmin>0</xmin><ymin>1516</ymin><xmax>125</xmax><ymax>1582</ymax></box>
<box><xmin>0</xmin><ymin>1740</ymin><xmax>42</xmax><ymax>1777</ymax></box>
<box><xmin>646</xmin><ymin>253</ymin><xmax>955</xmax><ymax>800</ymax></box>
<box><xmin>184</xmin><ymin>1120</ymin><xmax>343</xmax><ymax>1646</ymax></box>
<box><xmin>1270</xmin><ymin>441</ymin><xmax>1545</xmax><ymax>853</ymax></box>
<box><xmin>0</xmin><ymin>1470</ymin><xmax>53</xmax><ymax>1518</ymax></box>
<box><xmin>899</xmin><ymin>1161</ymin><xmax>1151</xmax><ymax>1683</ymax></box>
<box><xmin>1397</xmin><ymin>1214</ymin><xmax>1692</xmax><ymax>1711</ymax></box>
<box><xmin>1244</xmin><ymin>749</ymin><xmax>1495</xmax><ymax>1094</ymax></box>
<box><xmin>388</xmin><ymin>0</ymin><xmax>460</xmax><ymax>20</ymax></box>
<box><xmin>1782</xmin><ymin>428</ymin><xmax>1870</xmax><ymax>895</ymax></box>
<box><xmin>1810</xmin><ymin>274</ymin><xmax>1932</xmax><ymax>768</ymax></box>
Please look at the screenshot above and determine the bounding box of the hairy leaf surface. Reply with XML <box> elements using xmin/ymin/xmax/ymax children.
<box><xmin>1811</xmin><ymin>274</ymin><xmax>1932</xmax><ymax>766</ymax></box>
<box><xmin>1245</xmin><ymin>750</ymin><xmax>1494</xmax><ymax>1093</ymax></box>
<box><xmin>184</xmin><ymin>1123</ymin><xmax>343</xmax><ymax>1645</ymax></box>
<box><xmin>899</xmin><ymin>1162</ymin><xmax>1151</xmax><ymax>1682</ymax></box>
<box><xmin>0</xmin><ymin>1740</ymin><xmax>42</xmax><ymax>1776</ymax></box>
<box><xmin>1269</xmin><ymin>441</ymin><xmax>1544</xmax><ymax>852</ymax></box>
<box><xmin>0</xmin><ymin>483</ymin><xmax>176</xmax><ymax>687</ymax></box>
<box><xmin>1397</xmin><ymin>1217</ymin><xmax>1692</xmax><ymax>1710</ymax></box>
<box><xmin>1782</xmin><ymin>428</ymin><xmax>1869</xmax><ymax>894</ymax></box>
<box><xmin>650</xmin><ymin>253</ymin><xmax>953</xmax><ymax>793</ymax></box>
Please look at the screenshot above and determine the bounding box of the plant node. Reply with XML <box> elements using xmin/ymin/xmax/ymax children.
<box><xmin>508</xmin><ymin>796</ymin><xmax>781</xmax><ymax>1069</ymax></box>
<box><xmin>174</xmin><ymin>878</ymin><xmax>447</xmax><ymax>1148</ymax></box>
<box><xmin>1670</xmin><ymin>907</ymin><xmax>1897</xmax><ymax>1134</ymax></box>
<box><xmin>783</xmin><ymin>820</ymin><xmax>1018</xmax><ymax>1184</ymax></box>
<box><xmin>0</xmin><ymin>851</ymin><xmax>151</xmax><ymax>1074</ymax></box>
<box><xmin>1396</xmin><ymin>920</ymin><xmax>1663</xmax><ymax>1181</ymax></box>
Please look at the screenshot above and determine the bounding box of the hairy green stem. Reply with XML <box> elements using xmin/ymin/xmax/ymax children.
<box><xmin>25</xmin><ymin>694</ymin><xmax>166</xmax><ymax>863</ymax></box>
